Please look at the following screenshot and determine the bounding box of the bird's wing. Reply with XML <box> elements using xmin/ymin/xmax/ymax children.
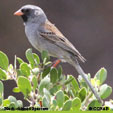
<box><xmin>40</xmin><ymin>20</ymin><xmax>86</xmax><ymax>62</ymax></box>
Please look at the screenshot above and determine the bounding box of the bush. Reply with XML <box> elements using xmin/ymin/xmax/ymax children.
<box><xmin>0</xmin><ymin>48</ymin><xmax>112</xmax><ymax>111</ymax></box>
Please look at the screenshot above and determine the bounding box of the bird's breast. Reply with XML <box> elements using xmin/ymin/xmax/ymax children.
<box><xmin>25</xmin><ymin>24</ymin><xmax>42</xmax><ymax>51</ymax></box>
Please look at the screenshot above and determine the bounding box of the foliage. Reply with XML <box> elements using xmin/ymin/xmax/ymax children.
<box><xmin>0</xmin><ymin>48</ymin><xmax>112</xmax><ymax>111</ymax></box>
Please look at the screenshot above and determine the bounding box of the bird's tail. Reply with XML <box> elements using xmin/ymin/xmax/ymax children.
<box><xmin>78</xmin><ymin>54</ymin><xmax>86</xmax><ymax>63</ymax></box>
<box><xmin>73</xmin><ymin>61</ymin><xmax>103</xmax><ymax>104</ymax></box>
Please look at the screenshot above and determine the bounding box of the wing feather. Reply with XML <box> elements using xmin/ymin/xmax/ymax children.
<box><xmin>40</xmin><ymin>20</ymin><xmax>86</xmax><ymax>62</ymax></box>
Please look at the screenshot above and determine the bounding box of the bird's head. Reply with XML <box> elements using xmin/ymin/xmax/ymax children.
<box><xmin>14</xmin><ymin>5</ymin><xmax>47</xmax><ymax>24</ymax></box>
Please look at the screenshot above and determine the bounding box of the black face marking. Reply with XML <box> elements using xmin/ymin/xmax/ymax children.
<box><xmin>21</xmin><ymin>8</ymin><xmax>31</xmax><ymax>22</ymax></box>
<box><xmin>21</xmin><ymin>8</ymin><xmax>30</xmax><ymax>14</ymax></box>
<box><xmin>21</xmin><ymin>15</ymin><xmax>28</xmax><ymax>22</ymax></box>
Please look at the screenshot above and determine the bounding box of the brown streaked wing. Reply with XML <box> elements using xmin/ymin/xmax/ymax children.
<box><xmin>40</xmin><ymin>20</ymin><xmax>86</xmax><ymax>62</ymax></box>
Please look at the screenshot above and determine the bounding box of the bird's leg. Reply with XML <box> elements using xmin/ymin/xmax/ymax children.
<box><xmin>52</xmin><ymin>59</ymin><xmax>61</xmax><ymax>68</ymax></box>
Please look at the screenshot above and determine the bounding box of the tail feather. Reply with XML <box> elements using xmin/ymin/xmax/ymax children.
<box><xmin>73</xmin><ymin>61</ymin><xmax>103</xmax><ymax>104</ymax></box>
<box><xmin>78</xmin><ymin>54</ymin><xmax>86</xmax><ymax>63</ymax></box>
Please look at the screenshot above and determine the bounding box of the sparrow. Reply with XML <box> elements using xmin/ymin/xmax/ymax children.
<box><xmin>14</xmin><ymin>5</ymin><xmax>102</xmax><ymax>103</ymax></box>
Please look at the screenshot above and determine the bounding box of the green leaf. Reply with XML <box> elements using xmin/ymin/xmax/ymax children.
<box><xmin>39</xmin><ymin>77</ymin><xmax>51</xmax><ymax>95</ymax></box>
<box><xmin>42</xmin><ymin>67</ymin><xmax>50</xmax><ymax>78</ymax></box>
<box><xmin>17</xmin><ymin>76</ymin><xmax>32</xmax><ymax>97</ymax></box>
<box><xmin>0</xmin><ymin>81</ymin><xmax>3</xmax><ymax>93</ymax></box>
<box><xmin>3</xmin><ymin>99</ymin><xmax>10</xmax><ymax>107</ymax></box>
<box><xmin>79</xmin><ymin>87</ymin><xmax>87</xmax><ymax>102</ymax></box>
<box><xmin>99</xmin><ymin>84</ymin><xmax>112</xmax><ymax>99</ymax></box>
<box><xmin>8</xmin><ymin>96</ymin><xmax>18</xmax><ymax>108</ymax></box>
<box><xmin>0</xmin><ymin>98</ymin><xmax>2</xmax><ymax>106</ymax></box>
<box><xmin>32</xmin><ymin>75</ymin><xmax>38</xmax><ymax>91</ymax></box>
<box><xmin>78</xmin><ymin>75</ymin><xmax>88</xmax><ymax>89</ymax></box>
<box><xmin>69</xmin><ymin>75</ymin><xmax>79</xmax><ymax>91</ymax></box>
<box><xmin>17</xmin><ymin>57</ymin><xmax>24</xmax><ymax>64</ymax></box>
<box><xmin>0</xmin><ymin>68</ymin><xmax>7</xmax><ymax>80</ymax></box>
<box><xmin>26</xmin><ymin>48</ymin><xmax>35</xmax><ymax>68</ymax></box>
<box><xmin>13</xmin><ymin>87</ymin><xmax>20</xmax><ymax>93</ymax></box>
<box><xmin>17</xmin><ymin>100</ymin><xmax>23</xmax><ymax>107</ymax></box>
<box><xmin>58</xmin><ymin>65</ymin><xmax>62</xmax><ymax>79</ymax></box>
<box><xmin>56</xmin><ymin>90</ymin><xmax>64</xmax><ymax>108</ymax></box>
<box><xmin>94</xmin><ymin>68</ymin><xmax>107</xmax><ymax>85</ymax></box>
<box><xmin>72</xmin><ymin>97</ymin><xmax>81</xmax><ymax>111</ymax></box>
<box><xmin>20</xmin><ymin>63</ymin><xmax>30</xmax><ymax>77</ymax></box>
<box><xmin>9</xmin><ymin>102</ymin><xmax>16</xmax><ymax>108</ymax></box>
<box><xmin>88</xmin><ymin>100</ymin><xmax>102</xmax><ymax>109</ymax></box>
<box><xmin>43</xmin><ymin>88</ymin><xmax>51</xmax><ymax>102</ymax></box>
<box><xmin>8</xmin><ymin>96</ymin><xmax>17</xmax><ymax>103</ymax></box>
<box><xmin>33</xmin><ymin>53</ymin><xmax>40</xmax><ymax>65</ymax></box>
<box><xmin>62</xmin><ymin>100</ymin><xmax>72</xmax><ymax>111</ymax></box>
<box><xmin>50</xmin><ymin>68</ymin><xmax>58</xmax><ymax>84</ymax></box>
<box><xmin>64</xmin><ymin>94</ymin><xmax>69</xmax><ymax>102</ymax></box>
<box><xmin>64</xmin><ymin>76</ymin><xmax>74</xmax><ymax>85</ymax></box>
<box><xmin>71</xmin><ymin>88</ymin><xmax>77</xmax><ymax>97</ymax></box>
<box><xmin>42</xmin><ymin>96</ymin><xmax>50</xmax><ymax>108</ymax></box>
<box><xmin>49</xmin><ymin>85</ymin><xmax>59</xmax><ymax>95</ymax></box>
<box><xmin>32</xmin><ymin>68</ymin><xmax>39</xmax><ymax>75</ymax></box>
<box><xmin>41</xmin><ymin>50</ymin><xmax>50</xmax><ymax>62</ymax></box>
<box><xmin>0</xmin><ymin>51</ymin><xmax>9</xmax><ymax>70</ymax></box>
<box><xmin>52</xmin><ymin>99</ymin><xmax>57</xmax><ymax>107</ymax></box>
<box><xmin>0</xmin><ymin>81</ymin><xmax>3</xmax><ymax>105</ymax></box>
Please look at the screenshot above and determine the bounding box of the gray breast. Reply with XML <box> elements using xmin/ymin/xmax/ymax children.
<box><xmin>25</xmin><ymin>23</ymin><xmax>42</xmax><ymax>51</ymax></box>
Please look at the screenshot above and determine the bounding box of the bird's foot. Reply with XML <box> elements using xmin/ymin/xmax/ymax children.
<box><xmin>52</xmin><ymin>59</ymin><xmax>61</xmax><ymax>68</ymax></box>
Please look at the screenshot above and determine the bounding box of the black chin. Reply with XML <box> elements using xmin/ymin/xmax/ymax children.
<box><xmin>21</xmin><ymin>15</ymin><xmax>28</xmax><ymax>22</ymax></box>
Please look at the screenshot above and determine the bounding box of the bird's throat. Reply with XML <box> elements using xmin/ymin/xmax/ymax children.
<box><xmin>21</xmin><ymin>15</ymin><xmax>28</xmax><ymax>22</ymax></box>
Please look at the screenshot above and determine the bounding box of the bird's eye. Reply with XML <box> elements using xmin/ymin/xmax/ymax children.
<box><xmin>21</xmin><ymin>9</ymin><xmax>24</xmax><ymax>13</ymax></box>
<box><xmin>21</xmin><ymin>9</ymin><xmax>30</xmax><ymax>13</ymax></box>
<box><xmin>26</xmin><ymin>9</ymin><xmax>30</xmax><ymax>13</ymax></box>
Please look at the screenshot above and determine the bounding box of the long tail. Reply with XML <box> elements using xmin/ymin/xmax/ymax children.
<box><xmin>73</xmin><ymin>61</ymin><xmax>103</xmax><ymax>104</ymax></box>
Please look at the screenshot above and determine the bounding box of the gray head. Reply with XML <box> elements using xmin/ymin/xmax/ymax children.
<box><xmin>14</xmin><ymin>5</ymin><xmax>47</xmax><ymax>24</ymax></box>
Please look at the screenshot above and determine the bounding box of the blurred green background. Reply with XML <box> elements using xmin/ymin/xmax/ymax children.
<box><xmin>0</xmin><ymin>0</ymin><xmax>113</xmax><ymax>104</ymax></box>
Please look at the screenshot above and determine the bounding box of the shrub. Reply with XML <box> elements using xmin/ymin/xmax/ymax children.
<box><xmin>0</xmin><ymin>48</ymin><xmax>112</xmax><ymax>111</ymax></box>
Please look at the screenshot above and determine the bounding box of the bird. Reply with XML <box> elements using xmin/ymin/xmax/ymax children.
<box><xmin>14</xmin><ymin>4</ymin><xmax>102</xmax><ymax>103</ymax></box>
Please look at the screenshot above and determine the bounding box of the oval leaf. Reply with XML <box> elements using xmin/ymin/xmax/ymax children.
<box><xmin>56</xmin><ymin>90</ymin><xmax>64</xmax><ymax>108</ymax></box>
<box><xmin>33</xmin><ymin>53</ymin><xmax>40</xmax><ymax>65</ymax></box>
<box><xmin>72</xmin><ymin>97</ymin><xmax>81</xmax><ymax>111</ymax></box>
<box><xmin>42</xmin><ymin>96</ymin><xmax>50</xmax><ymax>108</ymax></box>
<box><xmin>79</xmin><ymin>87</ymin><xmax>87</xmax><ymax>102</ymax></box>
<box><xmin>3</xmin><ymin>99</ymin><xmax>10</xmax><ymax>107</ymax></box>
<box><xmin>99</xmin><ymin>84</ymin><xmax>112</xmax><ymax>99</ymax></box>
<box><xmin>0</xmin><ymin>51</ymin><xmax>9</xmax><ymax>70</ymax></box>
<box><xmin>58</xmin><ymin>65</ymin><xmax>62</xmax><ymax>79</ymax></box>
<box><xmin>13</xmin><ymin>87</ymin><xmax>20</xmax><ymax>93</ymax></box>
<box><xmin>20</xmin><ymin>63</ymin><xmax>30</xmax><ymax>77</ymax></box>
<box><xmin>42</xmin><ymin>67</ymin><xmax>50</xmax><ymax>78</ymax></box>
<box><xmin>41</xmin><ymin>50</ymin><xmax>50</xmax><ymax>62</ymax></box>
<box><xmin>17</xmin><ymin>76</ymin><xmax>32</xmax><ymax>96</ymax></box>
<box><xmin>62</xmin><ymin>100</ymin><xmax>72</xmax><ymax>111</ymax></box>
<box><xmin>50</xmin><ymin>68</ymin><xmax>58</xmax><ymax>84</ymax></box>
<box><xmin>64</xmin><ymin>77</ymin><xmax>74</xmax><ymax>85</ymax></box>
<box><xmin>17</xmin><ymin>100</ymin><xmax>23</xmax><ymax>107</ymax></box>
<box><xmin>25</xmin><ymin>48</ymin><xmax>35</xmax><ymax>68</ymax></box>
<box><xmin>8</xmin><ymin>96</ymin><xmax>18</xmax><ymax>108</ymax></box>
<box><xmin>64</xmin><ymin>94</ymin><xmax>69</xmax><ymax>102</ymax></box>
<box><xmin>0</xmin><ymin>68</ymin><xmax>7</xmax><ymax>80</ymax></box>
<box><xmin>88</xmin><ymin>100</ymin><xmax>102</xmax><ymax>109</ymax></box>
<box><xmin>17</xmin><ymin>57</ymin><xmax>24</xmax><ymax>64</ymax></box>
<box><xmin>69</xmin><ymin>75</ymin><xmax>79</xmax><ymax>91</ymax></box>
<box><xmin>39</xmin><ymin>77</ymin><xmax>51</xmax><ymax>95</ymax></box>
<box><xmin>43</xmin><ymin>88</ymin><xmax>51</xmax><ymax>102</ymax></box>
<box><xmin>94</xmin><ymin>68</ymin><xmax>107</xmax><ymax>85</ymax></box>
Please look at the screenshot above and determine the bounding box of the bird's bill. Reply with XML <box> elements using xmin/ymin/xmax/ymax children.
<box><xmin>14</xmin><ymin>10</ymin><xmax>24</xmax><ymax>16</ymax></box>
